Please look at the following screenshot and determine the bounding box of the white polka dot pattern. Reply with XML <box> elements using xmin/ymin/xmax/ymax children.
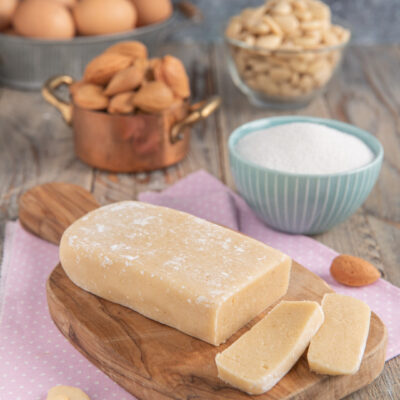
<box><xmin>0</xmin><ymin>224</ymin><xmax>134</xmax><ymax>399</ymax></box>
<box><xmin>0</xmin><ymin>169</ymin><xmax>399</xmax><ymax>398</ymax></box>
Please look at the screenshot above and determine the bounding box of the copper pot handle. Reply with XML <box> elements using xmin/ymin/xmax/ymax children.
<box><xmin>170</xmin><ymin>96</ymin><xmax>221</xmax><ymax>144</ymax></box>
<box><xmin>42</xmin><ymin>75</ymin><xmax>74</xmax><ymax>125</ymax></box>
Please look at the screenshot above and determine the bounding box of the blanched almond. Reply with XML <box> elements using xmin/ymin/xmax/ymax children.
<box><xmin>241</xmin><ymin>7</ymin><xmax>266</xmax><ymax>29</ymax></box>
<box><xmin>271</xmin><ymin>1</ymin><xmax>292</xmax><ymax>15</ymax></box>
<box><xmin>225</xmin><ymin>16</ymin><xmax>243</xmax><ymax>38</ymax></box>
<box><xmin>301</xmin><ymin>19</ymin><xmax>328</xmax><ymax>31</ymax></box>
<box><xmin>74</xmin><ymin>84</ymin><xmax>109</xmax><ymax>110</ymax></box>
<box><xmin>273</xmin><ymin>14</ymin><xmax>299</xmax><ymax>34</ymax></box>
<box><xmin>256</xmin><ymin>34</ymin><xmax>282</xmax><ymax>49</ymax></box>
<box><xmin>83</xmin><ymin>53</ymin><xmax>132</xmax><ymax>85</ymax></box>
<box><xmin>108</xmin><ymin>91</ymin><xmax>135</xmax><ymax>114</ymax></box>
<box><xmin>105</xmin><ymin>41</ymin><xmax>148</xmax><ymax>61</ymax></box>
<box><xmin>134</xmin><ymin>81</ymin><xmax>174</xmax><ymax>112</ymax></box>
<box><xmin>249</xmin><ymin>21</ymin><xmax>270</xmax><ymax>35</ymax></box>
<box><xmin>263</xmin><ymin>15</ymin><xmax>283</xmax><ymax>36</ymax></box>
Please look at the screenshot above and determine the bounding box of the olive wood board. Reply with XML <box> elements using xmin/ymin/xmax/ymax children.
<box><xmin>47</xmin><ymin>261</ymin><xmax>387</xmax><ymax>400</ymax></box>
<box><xmin>18</xmin><ymin>183</ymin><xmax>387</xmax><ymax>400</ymax></box>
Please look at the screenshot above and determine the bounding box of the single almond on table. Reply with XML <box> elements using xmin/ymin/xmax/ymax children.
<box><xmin>104</xmin><ymin>60</ymin><xmax>146</xmax><ymax>96</ymax></box>
<box><xmin>134</xmin><ymin>81</ymin><xmax>174</xmax><ymax>112</ymax></box>
<box><xmin>330</xmin><ymin>254</ymin><xmax>381</xmax><ymax>287</ymax></box>
<box><xmin>108</xmin><ymin>91</ymin><xmax>135</xmax><ymax>114</ymax></box>
<box><xmin>83</xmin><ymin>53</ymin><xmax>132</xmax><ymax>85</ymax></box>
<box><xmin>74</xmin><ymin>84</ymin><xmax>109</xmax><ymax>110</ymax></box>
<box><xmin>155</xmin><ymin>55</ymin><xmax>191</xmax><ymax>99</ymax></box>
<box><xmin>105</xmin><ymin>41</ymin><xmax>148</xmax><ymax>61</ymax></box>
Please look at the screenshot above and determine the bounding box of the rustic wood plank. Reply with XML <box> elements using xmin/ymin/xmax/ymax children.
<box><xmin>318</xmin><ymin>44</ymin><xmax>400</xmax><ymax>281</ymax></box>
<box><xmin>312</xmin><ymin>46</ymin><xmax>400</xmax><ymax>399</ymax></box>
<box><xmin>0</xmin><ymin>88</ymin><xmax>94</xmax><ymax>268</ymax></box>
<box><xmin>212</xmin><ymin>43</ymin><xmax>400</xmax><ymax>400</ymax></box>
<box><xmin>0</xmin><ymin>43</ymin><xmax>399</xmax><ymax>399</ymax></box>
<box><xmin>323</xmin><ymin>45</ymin><xmax>400</xmax><ymax>225</ymax></box>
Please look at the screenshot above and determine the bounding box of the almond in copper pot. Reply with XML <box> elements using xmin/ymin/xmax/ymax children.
<box><xmin>108</xmin><ymin>91</ymin><xmax>135</xmax><ymax>114</ymax></box>
<box><xmin>69</xmin><ymin>80</ymin><xmax>85</xmax><ymax>96</ymax></box>
<box><xmin>159</xmin><ymin>55</ymin><xmax>191</xmax><ymax>99</ymax></box>
<box><xmin>105</xmin><ymin>41</ymin><xmax>148</xmax><ymax>61</ymax></box>
<box><xmin>83</xmin><ymin>53</ymin><xmax>132</xmax><ymax>85</ymax></box>
<box><xmin>133</xmin><ymin>81</ymin><xmax>174</xmax><ymax>112</ymax></box>
<box><xmin>151</xmin><ymin>56</ymin><xmax>191</xmax><ymax>98</ymax></box>
<box><xmin>74</xmin><ymin>84</ymin><xmax>109</xmax><ymax>110</ymax></box>
<box><xmin>104</xmin><ymin>63</ymin><xmax>146</xmax><ymax>96</ymax></box>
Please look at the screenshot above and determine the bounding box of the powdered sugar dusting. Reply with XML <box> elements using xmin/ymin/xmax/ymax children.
<box><xmin>96</xmin><ymin>224</ymin><xmax>105</xmax><ymax>233</ymax></box>
<box><xmin>62</xmin><ymin>201</ymin><xmax>289</xmax><ymax>305</ymax></box>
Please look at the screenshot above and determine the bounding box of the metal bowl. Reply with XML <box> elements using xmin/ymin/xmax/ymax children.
<box><xmin>0</xmin><ymin>12</ymin><xmax>177</xmax><ymax>90</ymax></box>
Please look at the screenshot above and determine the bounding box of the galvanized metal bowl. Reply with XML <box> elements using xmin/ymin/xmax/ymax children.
<box><xmin>0</xmin><ymin>12</ymin><xmax>177</xmax><ymax>90</ymax></box>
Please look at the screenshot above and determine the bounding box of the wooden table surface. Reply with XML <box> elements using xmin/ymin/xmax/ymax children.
<box><xmin>0</xmin><ymin>42</ymin><xmax>399</xmax><ymax>399</ymax></box>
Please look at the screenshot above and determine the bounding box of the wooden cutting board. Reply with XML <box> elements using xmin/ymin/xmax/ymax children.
<box><xmin>19</xmin><ymin>183</ymin><xmax>388</xmax><ymax>400</ymax></box>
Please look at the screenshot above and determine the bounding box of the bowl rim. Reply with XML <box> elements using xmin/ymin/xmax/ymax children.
<box><xmin>0</xmin><ymin>12</ymin><xmax>176</xmax><ymax>46</ymax></box>
<box><xmin>228</xmin><ymin>116</ymin><xmax>384</xmax><ymax>178</ymax></box>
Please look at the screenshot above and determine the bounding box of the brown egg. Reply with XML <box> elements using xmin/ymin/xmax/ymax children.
<box><xmin>13</xmin><ymin>0</ymin><xmax>75</xmax><ymax>39</ymax></box>
<box><xmin>131</xmin><ymin>0</ymin><xmax>172</xmax><ymax>27</ymax></box>
<box><xmin>0</xmin><ymin>0</ymin><xmax>18</xmax><ymax>31</ymax></box>
<box><xmin>54</xmin><ymin>0</ymin><xmax>77</xmax><ymax>8</ymax></box>
<box><xmin>73</xmin><ymin>0</ymin><xmax>137</xmax><ymax>36</ymax></box>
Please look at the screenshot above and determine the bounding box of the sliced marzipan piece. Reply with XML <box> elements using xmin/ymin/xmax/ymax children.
<box><xmin>215</xmin><ymin>300</ymin><xmax>324</xmax><ymax>395</ymax></box>
<box><xmin>307</xmin><ymin>293</ymin><xmax>371</xmax><ymax>375</ymax></box>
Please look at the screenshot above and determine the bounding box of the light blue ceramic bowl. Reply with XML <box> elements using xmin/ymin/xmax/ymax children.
<box><xmin>229</xmin><ymin>116</ymin><xmax>383</xmax><ymax>234</ymax></box>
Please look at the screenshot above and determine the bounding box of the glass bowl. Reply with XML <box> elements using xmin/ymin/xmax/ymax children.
<box><xmin>224</xmin><ymin>33</ymin><xmax>349</xmax><ymax>109</ymax></box>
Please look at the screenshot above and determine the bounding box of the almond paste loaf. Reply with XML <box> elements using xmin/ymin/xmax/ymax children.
<box><xmin>59</xmin><ymin>201</ymin><xmax>292</xmax><ymax>345</ymax></box>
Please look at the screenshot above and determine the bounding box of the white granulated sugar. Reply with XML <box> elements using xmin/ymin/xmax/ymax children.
<box><xmin>236</xmin><ymin>122</ymin><xmax>375</xmax><ymax>174</ymax></box>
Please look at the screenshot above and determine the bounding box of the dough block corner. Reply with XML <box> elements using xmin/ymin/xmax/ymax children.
<box><xmin>59</xmin><ymin>201</ymin><xmax>292</xmax><ymax>345</ymax></box>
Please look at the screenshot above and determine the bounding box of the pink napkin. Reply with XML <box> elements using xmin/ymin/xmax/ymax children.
<box><xmin>0</xmin><ymin>170</ymin><xmax>399</xmax><ymax>400</ymax></box>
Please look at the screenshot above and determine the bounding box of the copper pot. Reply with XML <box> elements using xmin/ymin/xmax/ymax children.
<box><xmin>42</xmin><ymin>75</ymin><xmax>221</xmax><ymax>172</ymax></box>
